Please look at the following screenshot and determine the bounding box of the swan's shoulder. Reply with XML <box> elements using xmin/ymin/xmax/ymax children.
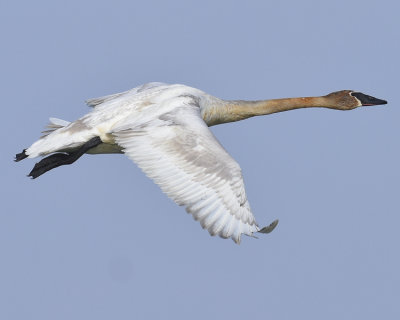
<box><xmin>85</xmin><ymin>82</ymin><xmax>169</xmax><ymax>107</ymax></box>
<box><xmin>85</xmin><ymin>82</ymin><xmax>208</xmax><ymax>108</ymax></box>
<box><xmin>81</xmin><ymin>83</ymin><xmax>221</xmax><ymax>139</ymax></box>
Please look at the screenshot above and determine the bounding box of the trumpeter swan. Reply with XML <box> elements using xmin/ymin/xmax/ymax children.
<box><xmin>15</xmin><ymin>83</ymin><xmax>387</xmax><ymax>243</ymax></box>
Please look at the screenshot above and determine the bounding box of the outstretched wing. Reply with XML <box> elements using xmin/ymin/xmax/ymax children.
<box><xmin>112</xmin><ymin>95</ymin><xmax>273</xmax><ymax>243</ymax></box>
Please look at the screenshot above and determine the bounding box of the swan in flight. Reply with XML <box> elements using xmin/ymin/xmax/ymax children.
<box><xmin>15</xmin><ymin>83</ymin><xmax>387</xmax><ymax>243</ymax></box>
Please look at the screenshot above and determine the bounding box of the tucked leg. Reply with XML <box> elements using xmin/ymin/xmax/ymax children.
<box><xmin>28</xmin><ymin>137</ymin><xmax>102</xmax><ymax>179</ymax></box>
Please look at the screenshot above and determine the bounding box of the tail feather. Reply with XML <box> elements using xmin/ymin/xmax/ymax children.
<box><xmin>16</xmin><ymin>118</ymin><xmax>101</xmax><ymax>178</ymax></box>
<box><xmin>15</xmin><ymin>117</ymin><xmax>71</xmax><ymax>162</ymax></box>
<box><xmin>26</xmin><ymin>117</ymin><xmax>92</xmax><ymax>158</ymax></box>
<box><xmin>40</xmin><ymin>117</ymin><xmax>71</xmax><ymax>138</ymax></box>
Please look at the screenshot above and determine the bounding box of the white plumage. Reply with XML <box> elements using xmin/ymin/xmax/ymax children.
<box><xmin>19</xmin><ymin>82</ymin><xmax>385</xmax><ymax>243</ymax></box>
<box><xmin>24</xmin><ymin>83</ymin><xmax>277</xmax><ymax>243</ymax></box>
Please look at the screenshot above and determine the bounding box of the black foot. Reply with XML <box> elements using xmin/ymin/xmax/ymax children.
<box><xmin>28</xmin><ymin>136</ymin><xmax>102</xmax><ymax>179</ymax></box>
<box><xmin>15</xmin><ymin>149</ymin><xmax>28</xmax><ymax>162</ymax></box>
<box><xmin>28</xmin><ymin>153</ymin><xmax>71</xmax><ymax>179</ymax></box>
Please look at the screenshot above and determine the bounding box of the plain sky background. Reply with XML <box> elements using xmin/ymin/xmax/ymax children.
<box><xmin>1</xmin><ymin>0</ymin><xmax>399</xmax><ymax>319</ymax></box>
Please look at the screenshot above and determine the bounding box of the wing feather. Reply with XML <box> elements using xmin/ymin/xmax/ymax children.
<box><xmin>112</xmin><ymin>96</ymin><xmax>264</xmax><ymax>243</ymax></box>
<box><xmin>85</xmin><ymin>82</ymin><xmax>167</xmax><ymax>107</ymax></box>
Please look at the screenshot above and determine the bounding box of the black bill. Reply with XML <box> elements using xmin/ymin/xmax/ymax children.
<box><xmin>351</xmin><ymin>92</ymin><xmax>387</xmax><ymax>106</ymax></box>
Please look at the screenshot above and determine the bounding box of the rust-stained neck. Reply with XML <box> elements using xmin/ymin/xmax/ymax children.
<box><xmin>201</xmin><ymin>89</ymin><xmax>384</xmax><ymax>126</ymax></box>
<box><xmin>204</xmin><ymin>96</ymin><xmax>328</xmax><ymax>126</ymax></box>
<box><xmin>233</xmin><ymin>96</ymin><xmax>329</xmax><ymax>117</ymax></box>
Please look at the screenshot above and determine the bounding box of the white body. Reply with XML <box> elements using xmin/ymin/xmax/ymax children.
<box><xmin>26</xmin><ymin>82</ymin><xmax>275</xmax><ymax>243</ymax></box>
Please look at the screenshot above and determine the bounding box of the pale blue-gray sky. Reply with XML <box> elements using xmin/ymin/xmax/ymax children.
<box><xmin>1</xmin><ymin>0</ymin><xmax>399</xmax><ymax>319</ymax></box>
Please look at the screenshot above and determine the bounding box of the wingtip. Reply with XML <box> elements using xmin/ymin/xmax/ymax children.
<box><xmin>233</xmin><ymin>237</ymin><xmax>241</xmax><ymax>245</ymax></box>
<box><xmin>258</xmin><ymin>219</ymin><xmax>279</xmax><ymax>234</ymax></box>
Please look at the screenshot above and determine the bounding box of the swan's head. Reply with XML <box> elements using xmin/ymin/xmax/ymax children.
<box><xmin>324</xmin><ymin>90</ymin><xmax>387</xmax><ymax>110</ymax></box>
